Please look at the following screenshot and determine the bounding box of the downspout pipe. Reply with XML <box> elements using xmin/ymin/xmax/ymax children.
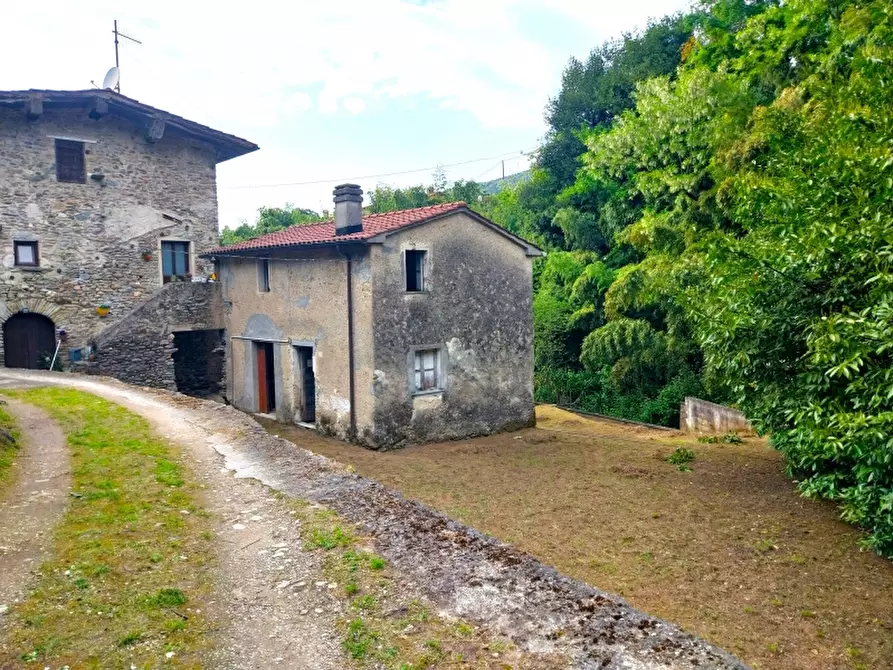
<box><xmin>341</xmin><ymin>248</ymin><xmax>357</xmax><ymax>439</ymax></box>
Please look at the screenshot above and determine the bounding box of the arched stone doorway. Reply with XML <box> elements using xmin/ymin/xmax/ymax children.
<box><xmin>3</xmin><ymin>312</ymin><xmax>56</xmax><ymax>369</ymax></box>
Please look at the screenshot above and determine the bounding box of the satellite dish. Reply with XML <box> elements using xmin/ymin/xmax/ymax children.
<box><xmin>102</xmin><ymin>66</ymin><xmax>119</xmax><ymax>91</ymax></box>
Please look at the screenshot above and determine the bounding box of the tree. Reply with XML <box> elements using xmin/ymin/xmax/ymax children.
<box><xmin>219</xmin><ymin>205</ymin><xmax>322</xmax><ymax>245</ymax></box>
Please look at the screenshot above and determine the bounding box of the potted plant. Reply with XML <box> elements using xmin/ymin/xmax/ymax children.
<box><xmin>142</xmin><ymin>251</ymin><xmax>152</xmax><ymax>261</ymax></box>
<box><xmin>96</xmin><ymin>303</ymin><xmax>110</xmax><ymax>318</ymax></box>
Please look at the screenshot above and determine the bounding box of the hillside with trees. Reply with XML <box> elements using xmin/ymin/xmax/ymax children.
<box><xmin>478</xmin><ymin>0</ymin><xmax>893</xmax><ymax>557</ymax></box>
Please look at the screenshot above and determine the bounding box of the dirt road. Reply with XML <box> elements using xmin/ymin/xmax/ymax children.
<box><xmin>0</xmin><ymin>373</ymin><xmax>342</xmax><ymax>669</ymax></box>
<box><xmin>0</xmin><ymin>370</ymin><xmax>748</xmax><ymax>670</ymax></box>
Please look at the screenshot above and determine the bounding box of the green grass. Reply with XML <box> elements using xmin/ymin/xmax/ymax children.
<box><xmin>0</xmin><ymin>388</ymin><xmax>215</xmax><ymax>669</ymax></box>
<box><xmin>0</xmin><ymin>403</ymin><xmax>21</xmax><ymax>493</ymax></box>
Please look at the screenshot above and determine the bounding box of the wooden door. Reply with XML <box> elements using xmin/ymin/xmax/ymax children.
<box><xmin>256</xmin><ymin>343</ymin><xmax>268</xmax><ymax>412</ymax></box>
<box><xmin>4</xmin><ymin>313</ymin><xmax>55</xmax><ymax>369</ymax></box>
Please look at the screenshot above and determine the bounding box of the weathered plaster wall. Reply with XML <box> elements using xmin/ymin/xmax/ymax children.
<box><xmin>369</xmin><ymin>212</ymin><xmax>536</xmax><ymax>447</ymax></box>
<box><xmin>220</xmin><ymin>248</ymin><xmax>374</xmax><ymax>437</ymax></box>
<box><xmin>0</xmin><ymin>105</ymin><xmax>219</xmax><ymax>364</ymax></box>
<box><xmin>87</xmin><ymin>282</ymin><xmax>223</xmax><ymax>390</ymax></box>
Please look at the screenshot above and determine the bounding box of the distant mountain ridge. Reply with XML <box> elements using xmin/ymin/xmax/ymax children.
<box><xmin>480</xmin><ymin>170</ymin><xmax>530</xmax><ymax>195</ymax></box>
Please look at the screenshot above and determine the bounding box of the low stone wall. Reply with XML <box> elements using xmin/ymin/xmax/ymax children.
<box><xmin>681</xmin><ymin>396</ymin><xmax>753</xmax><ymax>434</ymax></box>
<box><xmin>90</xmin><ymin>282</ymin><xmax>223</xmax><ymax>390</ymax></box>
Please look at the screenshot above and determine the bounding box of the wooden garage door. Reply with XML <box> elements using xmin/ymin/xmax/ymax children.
<box><xmin>3</xmin><ymin>313</ymin><xmax>55</xmax><ymax>369</ymax></box>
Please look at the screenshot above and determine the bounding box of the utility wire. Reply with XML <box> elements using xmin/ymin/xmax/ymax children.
<box><xmin>221</xmin><ymin>149</ymin><xmax>533</xmax><ymax>191</ymax></box>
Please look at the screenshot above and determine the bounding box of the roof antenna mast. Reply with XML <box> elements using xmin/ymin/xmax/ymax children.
<box><xmin>112</xmin><ymin>19</ymin><xmax>142</xmax><ymax>93</ymax></box>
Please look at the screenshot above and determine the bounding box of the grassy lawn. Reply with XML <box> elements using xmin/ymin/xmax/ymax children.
<box><xmin>1</xmin><ymin>388</ymin><xmax>215</xmax><ymax>669</ymax></box>
<box><xmin>0</xmin><ymin>402</ymin><xmax>21</xmax><ymax>493</ymax></box>
<box><xmin>260</xmin><ymin>406</ymin><xmax>893</xmax><ymax>670</ymax></box>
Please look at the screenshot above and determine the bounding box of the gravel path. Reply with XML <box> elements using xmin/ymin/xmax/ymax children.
<box><xmin>0</xmin><ymin>398</ymin><xmax>70</xmax><ymax>647</ymax></box>
<box><xmin>0</xmin><ymin>371</ymin><xmax>749</xmax><ymax>670</ymax></box>
<box><xmin>0</xmin><ymin>373</ymin><xmax>343</xmax><ymax>670</ymax></box>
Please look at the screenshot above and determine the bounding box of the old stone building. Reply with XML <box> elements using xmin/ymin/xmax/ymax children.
<box><xmin>0</xmin><ymin>89</ymin><xmax>257</xmax><ymax>391</ymax></box>
<box><xmin>209</xmin><ymin>184</ymin><xmax>542</xmax><ymax>448</ymax></box>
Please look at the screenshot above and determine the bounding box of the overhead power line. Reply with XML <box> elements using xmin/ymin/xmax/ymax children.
<box><xmin>221</xmin><ymin>149</ymin><xmax>534</xmax><ymax>191</ymax></box>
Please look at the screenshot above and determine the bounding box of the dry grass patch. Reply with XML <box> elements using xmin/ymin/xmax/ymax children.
<box><xmin>260</xmin><ymin>406</ymin><xmax>893</xmax><ymax>670</ymax></box>
<box><xmin>0</xmin><ymin>388</ymin><xmax>215</xmax><ymax>669</ymax></box>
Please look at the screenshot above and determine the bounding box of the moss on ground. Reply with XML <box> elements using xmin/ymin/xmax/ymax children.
<box><xmin>0</xmin><ymin>388</ymin><xmax>215</xmax><ymax>669</ymax></box>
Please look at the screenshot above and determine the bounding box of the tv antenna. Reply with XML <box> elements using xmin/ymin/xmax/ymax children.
<box><xmin>111</xmin><ymin>19</ymin><xmax>141</xmax><ymax>93</ymax></box>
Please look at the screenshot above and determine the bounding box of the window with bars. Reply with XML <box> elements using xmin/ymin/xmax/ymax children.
<box><xmin>413</xmin><ymin>348</ymin><xmax>441</xmax><ymax>393</ymax></box>
<box><xmin>405</xmin><ymin>249</ymin><xmax>427</xmax><ymax>292</ymax></box>
<box><xmin>161</xmin><ymin>240</ymin><xmax>191</xmax><ymax>283</ymax></box>
<box><xmin>55</xmin><ymin>139</ymin><xmax>86</xmax><ymax>183</ymax></box>
<box><xmin>14</xmin><ymin>241</ymin><xmax>39</xmax><ymax>267</ymax></box>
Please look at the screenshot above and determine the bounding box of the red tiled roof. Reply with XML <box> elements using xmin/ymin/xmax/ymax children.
<box><xmin>209</xmin><ymin>202</ymin><xmax>469</xmax><ymax>253</ymax></box>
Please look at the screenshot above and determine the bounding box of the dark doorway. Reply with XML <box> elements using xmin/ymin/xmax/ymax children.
<box><xmin>294</xmin><ymin>345</ymin><xmax>316</xmax><ymax>423</ymax></box>
<box><xmin>255</xmin><ymin>341</ymin><xmax>276</xmax><ymax>413</ymax></box>
<box><xmin>4</xmin><ymin>313</ymin><xmax>55</xmax><ymax>369</ymax></box>
<box><xmin>173</xmin><ymin>330</ymin><xmax>224</xmax><ymax>397</ymax></box>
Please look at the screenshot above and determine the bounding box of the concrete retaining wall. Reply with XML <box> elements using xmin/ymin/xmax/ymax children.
<box><xmin>681</xmin><ymin>396</ymin><xmax>753</xmax><ymax>434</ymax></box>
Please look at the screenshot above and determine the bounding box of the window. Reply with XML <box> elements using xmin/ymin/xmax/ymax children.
<box><xmin>55</xmin><ymin>139</ymin><xmax>86</xmax><ymax>183</ymax></box>
<box><xmin>14</xmin><ymin>241</ymin><xmax>39</xmax><ymax>267</ymax></box>
<box><xmin>413</xmin><ymin>348</ymin><xmax>441</xmax><ymax>393</ymax></box>
<box><xmin>161</xmin><ymin>240</ymin><xmax>190</xmax><ymax>283</ymax></box>
<box><xmin>405</xmin><ymin>249</ymin><xmax>427</xmax><ymax>292</ymax></box>
<box><xmin>258</xmin><ymin>259</ymin><xmax>271</xmax><ymax>292</ymax></box>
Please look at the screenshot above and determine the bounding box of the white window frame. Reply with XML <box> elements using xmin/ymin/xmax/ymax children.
<box><xmin>412</xmin><ymin>347</ymin><xmax>443</xmax><ymax>395</ymax></box>
<box><xmin>158</xmin><ymin>238</ymin><xmax>193</xmax><ymax>284</ymax></box>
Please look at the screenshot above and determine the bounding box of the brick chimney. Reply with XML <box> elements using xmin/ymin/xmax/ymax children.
<box><xmin>333</xmin><ymin>183</ymin><xmax>363</xmax><ymax>235</ymax></box>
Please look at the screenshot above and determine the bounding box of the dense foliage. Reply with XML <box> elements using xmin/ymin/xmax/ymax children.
<box><xmin>480</xmin><ymin>0</ymin><xmax>893</xmax><ymax>555</ymax></box>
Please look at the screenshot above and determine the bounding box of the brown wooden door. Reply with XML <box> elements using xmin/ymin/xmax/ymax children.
<box><xmin>256</xmin><ymin>343</ymin><xmax>268</xmax><ymax>412</ymax></box>
<box><xmin>4</xmin><ymin>313</ymin><xmax>55</xmax><ymax>369</ymax></box>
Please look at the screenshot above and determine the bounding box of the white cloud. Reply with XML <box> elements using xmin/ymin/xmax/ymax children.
<box><xmin>0</xmin><ymin>0</ymin><xmax>683</xmax><ymax>132</ymax></box>
<box><xmin>343</xmin><ymin>97</ymin><xmax>366</xmax><ymax>115</ymax></box>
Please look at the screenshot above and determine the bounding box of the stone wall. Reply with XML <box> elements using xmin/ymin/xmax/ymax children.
<box><xmin>89</xmin><ymin>282</ymin><xmax>223</xmax><ymax>390</ymax></box>
<box><xmin>0</xmin><ymin>105</ymin><xmax>219</xmax><ymax>365</ymax></box>
<box><xmin>681</xmin><ymin>396</ymin><xmax>753</xmax><ymax>434</ymax></box>
<box><xmin>369</xmin><ymin>212</ymin><xmax>536</xmax><ymax>448</ymax></box>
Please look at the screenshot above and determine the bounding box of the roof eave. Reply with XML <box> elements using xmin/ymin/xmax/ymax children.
<box><xmin>365</xmin><ymin>205</ymin><xmax>544</xmax><ymax>257</ymax></box>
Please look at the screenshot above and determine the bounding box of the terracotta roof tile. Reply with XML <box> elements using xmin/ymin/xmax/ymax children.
<box><xmin>209</xmin><ymin>202</ymin><xmax>468</xmax><ymax>253</ymax></box>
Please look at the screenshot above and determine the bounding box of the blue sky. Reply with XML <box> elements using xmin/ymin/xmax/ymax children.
<box><xmin>2</xmin><ymin>0</ymin><xmax>690</xmax><ymax>229</ymax></box>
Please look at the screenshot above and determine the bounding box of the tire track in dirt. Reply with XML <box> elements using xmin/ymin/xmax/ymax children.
<box><xmin>0</xmin><ymin>398</ymin><xmax>70</xmax><ymax>647</ymax></box>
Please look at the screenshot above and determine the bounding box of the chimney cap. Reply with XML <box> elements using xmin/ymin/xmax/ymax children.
<box><xmin>333</xmin><ymin>183</ymin><xmax>363</xmax><ymax>202</ymax></box>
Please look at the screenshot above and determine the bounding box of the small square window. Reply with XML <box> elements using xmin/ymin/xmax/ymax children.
<box><xmin>413</xmin><ymin>348</ymin><xmax>441</xmax><ymax>393</ymax></box>
<box><xmin>405</xmin><ymin>249</ymin><xmax>427</xmax><ymax>292</ymax></box>
<box><xmin>258</xmin><ymin>259</ymin><xmax>271</xmax><ymax>292</ymax></box>
<box><xmin>55</xmin><ymin>139</ymin><xmax>86</xmax><ymax>184</ymax></box>
<box><xmin>14</xmin><ymin>241</ymin><xmax>39</xmax><ymax>267</ymax></box>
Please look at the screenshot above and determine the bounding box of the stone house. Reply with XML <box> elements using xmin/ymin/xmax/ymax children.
<box><xmin>0</xmin><ymin>89</ymin><xmax>257</xmax><ymax>392</ymax></box>
<box><xmin>208</xmin><ymin>184</ymin><xmax>543</xmax><ymax>448</ymax></box>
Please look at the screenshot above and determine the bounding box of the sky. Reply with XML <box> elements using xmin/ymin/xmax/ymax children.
<box><xmin>2</xmin><ymin>0</ymin><xmax>690</xmax><ymax>230</ymax></box>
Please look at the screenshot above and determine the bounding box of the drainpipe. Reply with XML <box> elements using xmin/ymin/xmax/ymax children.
<box><xmin>342</xmin><ymin>250</ymin><xmax>357</xmax><ymax>439</ymax></box>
